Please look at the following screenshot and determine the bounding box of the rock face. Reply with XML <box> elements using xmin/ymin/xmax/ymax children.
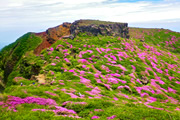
<box><xmin>46</xmin><ymin>22</ymin><xmax>71</xmax><ymax>42</ymax></box>
<box><xmin>70</xmin><ymin>20</ymin><xmax>129</xmax><ymax>38</ymax></box>
<box><xmin>34</xmin><ymin>23</ymin><xmax>71</xmax><ymax>54</ymax></box>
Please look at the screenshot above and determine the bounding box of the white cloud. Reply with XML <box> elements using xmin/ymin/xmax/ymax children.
<box><xmin>0</xmin><ymin>0</ymin><xmax>180</xmax><ymax>42</ymax></box>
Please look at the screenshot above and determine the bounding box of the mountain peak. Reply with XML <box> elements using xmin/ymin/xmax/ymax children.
<box><xmin>34</xmin><ymin>19</ymin><xmax>129</xmax><ymax>54</ymax></box>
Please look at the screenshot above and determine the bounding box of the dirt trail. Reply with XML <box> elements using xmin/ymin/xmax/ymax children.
<box><xmin>35</xmin><ymin>74</ymin><xmax>46</xmax><ymax>84</ymax></box>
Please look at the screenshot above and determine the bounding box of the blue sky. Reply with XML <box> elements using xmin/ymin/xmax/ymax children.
<box><xmin>0</xmin><ymin>0</ymin><xmax>180</xmax><ymax>50</ymax></box>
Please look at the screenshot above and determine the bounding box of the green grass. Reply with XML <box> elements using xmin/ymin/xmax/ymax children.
<box><xmin>0</xmin><ymin>28</ymin><xmax>180</xmax><ymax>119</ymax></box>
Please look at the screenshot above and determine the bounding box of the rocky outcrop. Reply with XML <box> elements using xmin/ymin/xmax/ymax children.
<box><xmin>34</xmin><ymin>23</ymin><xmax>71</xmax><ymax>54</ymax></box>
<box><xmin>35</xmin><ymin>74</ymin><xmax>46</xmax><ymax>84</ymax></box>
<box><xmin>140</xmin><ymin>76</ymin><xmax>149</xmax><ymax>85</ymax></box>
<box><xmin>46</xmin><ymin>22</ymin><xmax>71</xmax><ymax>42</ymax></box>
<box><xmin>70</xmin><ymin>20</ymin><xmax>129</xmax><ymax>38</ymax></box>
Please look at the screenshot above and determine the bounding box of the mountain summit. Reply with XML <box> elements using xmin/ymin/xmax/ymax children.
<box><xmin>35</xmin><ymin>20</ymin><xmax>129</xmax><ymax>54</ymax></box>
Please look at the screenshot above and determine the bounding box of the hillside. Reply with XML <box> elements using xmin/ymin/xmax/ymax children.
<box><xmin>0</xmin><ymin>20</ymin><xmax>180</xmax><ymax>119</ymax></box>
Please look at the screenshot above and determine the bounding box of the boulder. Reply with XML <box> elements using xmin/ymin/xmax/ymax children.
<box><xmin>140</xmin><ymin>39</ymin><xmax>145</xmax><ymax>42</ymax></box>
<box><xmin>62</xmin><ymin>35</ymin><xmax>74</xmax><ymax>40</ymax></box>
<box><xmin>46</xmin><ymin>22</ymin><xmax>71</xmax><ymax>43</ymax></box>
<box><xmin>140</xmin><ymin>76</ymin><xmax>149</xmax><ymax>84</ymax></box>
<box><xmin>35</xmin><ymin>74</ymin><xmax>46</xmax><ymax>84</ymax></box>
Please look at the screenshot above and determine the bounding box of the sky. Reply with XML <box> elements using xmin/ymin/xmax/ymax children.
<box><xmin>0</xmin><ymin>0</ymin><xmax>180</xmax><ymax>49</ymax></box>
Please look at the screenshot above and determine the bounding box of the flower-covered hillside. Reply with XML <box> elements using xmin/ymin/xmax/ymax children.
<box><xmin>0</xmin><ymin>29</ymin><xmax>180</xmax><ymax>120</ymax></box>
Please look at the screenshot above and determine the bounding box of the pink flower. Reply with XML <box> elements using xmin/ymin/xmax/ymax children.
<box><xmin>69</xmin><ymin>70</ymin><xmax>74</xmax><ymax>72</ymax></box>
<box><xmin>91</xmin><ymin>116</ymin><xmax>100</xmax><ymax>119</ymax></box>
<box><xmin>107</xmin><ymin>77</ymin><xmax>119</xmax><ymax>84</ymax></box>
<box><xmin>118</xmin><ymin>65</ymin><xmax>127</xmax><ymax>71</ymax></box>
<box><xmin>94</xmin><ymin>109</ymin><xmax>103</xmax><ymax>112</ymax></box>
<box><xmin>113</xmin><ymin>97</ymin><xmax>118</xmax><ymax>101</ymax></box>
<box><xmin>0</xmin><ymin>101</ymin><xmax>4</xmax><ymax>106</ymax></box>
<box><xmin>78</xmin><ymin>59</ymin><xmax>89</xmax><ymax>64</ymax></box>
<box><xmin>45</xmin><ymin>91</ymin><xmax>58</xmax><ymax>96</ymax></box>
<box><xmin>66</xmin><ymin>93</ymin><xmax>79</xmax><ymax>98</ymax></box>
<box><xmin>148</xmin><ymin>97</ymin><xmax>157</xmax><ymax>103</ymax></box>
<box><xmin>96</xmin><ymin>48</ymin><xmax>102</xmax><ymax>54</ymax></box>
<box><xmin>32</xmin><ymin>109</ymin><xmax>46</xmax><ymax>112</ymax></box>
<box><xmin>70</xmin><ymin>45</ymin><xmax>73</xmax><ymax>48</ymax></box>
<box><xmin>50</xmin><ymin>47</ymin><xmax>54</xmax><ymax>51</ymax></box>
<box><xmin>63</xmin><ymin>49</ymin><xmax>68</xmax><ymax>52</ymax></box>
<box><xmin>87</xmin><ymin>50</ymin><xmax>93</xmax><ymax>53</ymax></box>
<box><xmin>175</xmin><ymin>108</ymin><xmax>180</xmax><ymax>111</ymax></box>
<box><xmin>86</xmin><ymin>87</ymin><xmax>101</xmax><ymax>96</ymax></box>
<box><xmin>82</xmin><ymin>65</ymin><xmax>86</xmax><ymax>68</ymax></box>
<box><xmin>50</xmin><ymin>71</ymin><xmax>54</xmax><ymax>75</ymax></box>
<box><xmin>168</xmin><ymin>87</ymin><xmax>176</xmax><ymax>93</ymax></box>
<box><xmin>107</xmin><ymin>115</ymin><xmax>116</xmax><ymax>119</ymax></box>
<box><xmin>175</xmin><ymin>81</ymin><xmax>180</xmax><ymax>84</ymax></box>
<box><xmin>4</xmin><ymin>96</ymin><xmax>57</xmax><ymax>112</ymax></box>
<box><xmin>131</xmin><ymin>65</ymin><xmax>136</xmax><ymax>70</ymax></box>
<box><xmin>136</xmin><ymin>79</ymin><xmax>142</xmax><ymax>84</ymax></box>
<box><xmin>51</xmin><ymin>63</ymin><xmax>56</xmax><ymax>66</ymax></box>
<box><xmin>59</xmin><ymin>83</ymin><xmax>65</xmax><ymax>85</ymax></box>
<box><xmin>169</xmin><ymin>76</ymin><xmax>175</xmax><ymax>81</ymax></box>
<box><xmin>64</xmin><ymin>58</ymin><xmax>70</xmax><ymax>63</ymax></box>
<box><xmin>62</xmin><ymin>101</ymin><xmax>87</xmax><ymax>106</ymax></box>
<box><xmin>56</xmin><ymin>45</ymin><xmax>63</xmax><ymax>49</ymax></box>
<box><xmin>129</xmin><ymin>73</ymin><xmax>135</xmax><ymax>78</ymax></box>
<box><xmin>118</xmin><ymin>79</ymin><xmax>126</xmax><ymax>84</ymax></box>
<box><xmin>140</xmin><ymin>93</ymin><xmax>149</xmax><ymax>97</ymax></box>
<box><xmin>55</xmin><ymin>56</ymin><xmax>60</xmax><ymax>59</ymax></box>
<box><xmin>103</xmin><ymin>84</ymin><xmax>112</xmax><ymax>90</ymax></box>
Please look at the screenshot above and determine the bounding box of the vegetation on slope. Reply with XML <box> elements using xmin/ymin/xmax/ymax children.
<box><xmin>130</xmin><ymin>28</ymin><xmax>180</xmax><ymax>53</ymax></box>
<box><xmin>0</xmin><ymin>29</ymin><xmax>180</xmax><ymax>119</ymax></box>
<box><xmin>0</xmin><ymin>33</ymin><xmax>43</xmax><ymax>84</ymax></box>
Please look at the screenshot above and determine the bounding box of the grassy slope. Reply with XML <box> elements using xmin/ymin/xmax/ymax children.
<box><xmin>0</xmin><ymin>29</ymin><xmax>180</xmax><ymax>120</ymax></box>
<box><xmin>0</xmin><ymin>33</ymin><xmax>43</xmax><ymax>84</ymax></box>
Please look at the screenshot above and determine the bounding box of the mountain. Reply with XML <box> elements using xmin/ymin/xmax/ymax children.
<box><xmin>0</xmin><ymin>20</ymin><xmax>180</xmax><ymax>119</ymax></box>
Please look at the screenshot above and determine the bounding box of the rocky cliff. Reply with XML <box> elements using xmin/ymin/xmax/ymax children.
<box><xmin>70</xmin><ymin>20</ymin><xmax>129</xmax><ymax>38</ymax></box>
<box><xmin>34</xmin><ymin>22</ymin><xmax>71</xmax><ymax>54</ymax></box>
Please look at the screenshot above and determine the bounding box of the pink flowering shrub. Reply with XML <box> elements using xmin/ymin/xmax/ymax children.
<box><xmin>45</xmin><ymin>91</ymin><xmax>58</xmax><ymax>96</ymax></box>
<box><xmin>64</xmin><ymin>58</ymin><xmax>70</xmax><ymax>63</ymax></box>
<box><xmin>51</xmin><ymin>63</ymin><xmax>56</xmax><ymax>66</ymax></box>
<box><xmin>2</xmin><ymin>96</ymin><xmax>57</xmax><ymax>112</ymax></box>
<box><xmin>107</xmin><ymin>115</ymin><xmax>116</xmax><ymax>119</ymax></box>
<box><xmin>92</xmin><ymin>116</ymin><xmax>100</xmax><ymax>119</ymax></box>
